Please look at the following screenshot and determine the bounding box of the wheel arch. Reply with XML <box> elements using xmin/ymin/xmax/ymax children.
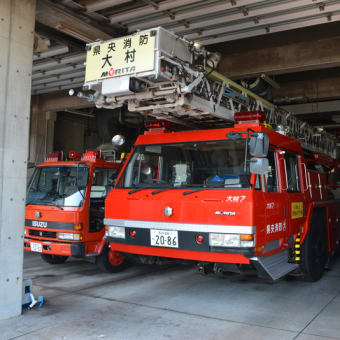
<box><xmin>301</xmin><ymin>205</ymin><xmax>329</xmax><ymax>250</ymax></box>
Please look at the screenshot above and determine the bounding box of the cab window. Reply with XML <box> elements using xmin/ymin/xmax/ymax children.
<box><xmin>90</xmin><ymin>168</ymin><xmax>117</xmax><ymax>198</ymax></box>
<box><xmin>266</xmin><ymin>151</ymin><xmax>278</xmax><ymax>192</ymax></box>
<box><xmin>284</xmin><ymin>154</ymin><xmax>301</xmax><ymax>193</ymax></box>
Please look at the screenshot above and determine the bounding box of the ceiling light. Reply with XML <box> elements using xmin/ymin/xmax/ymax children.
<box><xmin>55</xmin><ymin>22</ymin><xmax>97</xmax><ymax>43</ymax></box>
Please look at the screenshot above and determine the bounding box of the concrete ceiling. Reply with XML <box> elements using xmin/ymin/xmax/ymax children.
<box><xmin>31</xmin><ymin>0</ymin><xmax>340</xmax><ymax>141</ymax></box>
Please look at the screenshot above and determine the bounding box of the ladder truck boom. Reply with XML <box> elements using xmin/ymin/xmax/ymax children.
<box><xmin>80</xmin><ymin>27</ymin><xmax>335</xmax><ymax>158</ymax></box>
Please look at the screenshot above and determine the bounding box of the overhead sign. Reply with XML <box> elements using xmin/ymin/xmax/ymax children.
<box><xmin>85</xmin><ymin>32</ymin><xmax>156</xmax><ymax>83</ymax></box>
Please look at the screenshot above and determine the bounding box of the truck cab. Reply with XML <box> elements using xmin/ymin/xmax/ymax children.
<box><xmin>24</xmin><ymin>150</ymin><xmax>126</xmax><ymax>272</ymax></box>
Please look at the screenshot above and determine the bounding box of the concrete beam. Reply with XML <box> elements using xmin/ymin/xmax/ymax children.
<box><xmin>0</xmin><ymin>0</ymin><xmax>36</xmax><ymax>320</ymax></box>
<box><xmin>281</xmin><ymin>100</ymin><xmax>340</xmax><ymax>116</ymax></box>
<box><xmin>272</xmin><ymin>68</ymin><xmax>340</xmax><ymax>102</ymax></box>
<box><xmin>31</xmin><ymin>90</ymin><xmax>94</xmax><ymax>113</ymax></box>
<box><xmin>36</xmin><ymin>0</ymin><xmax>112</xmax><ymax>42</ymax></box>
<box><xmin>215</xmin><ymin>22</ymin><xmax>340</xmax><ymax>79</ymax></box>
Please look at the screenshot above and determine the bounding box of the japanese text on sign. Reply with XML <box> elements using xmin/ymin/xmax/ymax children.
<box><xmin>291</xmin><ymin>202</ymin><xmax>303</xmax><ymax>219</ymax></box>
<box><xmin>85</xmin><ymin>33</ymin><xmax>155</xmax><ymax>83</ymax></box>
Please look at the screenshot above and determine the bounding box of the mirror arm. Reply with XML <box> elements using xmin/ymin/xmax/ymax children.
<box><xmin>244</xmin><ymin>128</ymin><xmax>252</xmax><ymax>174</ymax></box>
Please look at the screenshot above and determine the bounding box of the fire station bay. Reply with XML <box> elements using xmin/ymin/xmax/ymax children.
<box><xmin>1</xmin><ymin>1</ymin><xmax>340</xmax><ymax>339</ymax></box>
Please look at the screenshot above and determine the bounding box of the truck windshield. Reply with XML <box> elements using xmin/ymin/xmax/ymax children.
<box><xmin>26</xmin><ymin>166</ymin><xmax>89</xmax><ymax>207</ymax></box>
<box><xmin>119</xmin><ymin>140</ymin><xmax>250</xmax><ymax>189</ymax></box>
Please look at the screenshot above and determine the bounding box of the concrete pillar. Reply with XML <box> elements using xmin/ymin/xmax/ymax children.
<box><xmin>45</xmin><ymin>111</ymin><xmax>56</xmax><ymax>156</ymax></box>
<box><xmin>0</xmin><ymin>0</ymin><xmax>36</xmax><ymax>320</ymax></box>
<box><xmin>28</xmin><ymin>109</ymin><xmax>56</xmax><ymax>167</ymax></box>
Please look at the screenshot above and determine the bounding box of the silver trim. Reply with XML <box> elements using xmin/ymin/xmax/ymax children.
<box><xmin>104</xmin><ymin>218</ymin><xmax>255</xmax><ymax>234</ymax></box>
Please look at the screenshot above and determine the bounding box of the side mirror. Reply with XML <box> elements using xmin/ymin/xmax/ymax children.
<box><xmin>250</xmin><ymin>157</ymin><xmax>269</xmax><ymax>175</ymax></box>
<box><xmin>249</xmin><ymin>132</ymin><xmax>269</xmax><ymax>157</ymax></box>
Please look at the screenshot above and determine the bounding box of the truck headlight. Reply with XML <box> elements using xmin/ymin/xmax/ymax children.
<box><xmin>58</xmin><ymin>233</ymin><xmax>82</xmax><ymax>241</ymax></box>
<box><xmin>106</xmin><ymin>226</ymin><xmax>125</xmax><ymax>239</ymax></box>
<box><xmin>209</xmin><ymin>233</ymin><xmax>255</xmax><ymax>247</ymax></box>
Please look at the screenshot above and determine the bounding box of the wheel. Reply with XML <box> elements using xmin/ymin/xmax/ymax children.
<box><xmin>41</xmin><ymin>254</ymin><xmax>68</xmax><ymax>264</ymax></box>
<box><xmin>96</xmin><ymin>245</ymin><xmax>127</xmax><ymax>273</ymax></box>
<box><xmin>300</xmin><ymin>212</ymin><xmax>328</xmax><ymax>282</ymax></box>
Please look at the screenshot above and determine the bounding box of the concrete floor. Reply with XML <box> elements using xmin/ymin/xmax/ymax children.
<box><xmin>1</xmin><ymin>253</ymin><xmax>340</xmax><ymax>340</ymax></box>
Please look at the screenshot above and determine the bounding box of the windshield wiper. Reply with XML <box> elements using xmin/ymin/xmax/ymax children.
<box><xmin>128</xmin><ymin>187</ymin><xmax>153</xmax><ymax>195</ymax></box>
<box><xmin>182</xmin><ymin>184</ymin><xmax>224</xmax><ymax>196</ymax></box>
<box><xmin>151</xmin><ymin>185</ymin><xmax>173</xmax><ymax>195</ymax></box>
<box><xmin>26</xmin><ymin>199</ymin><xmax>37</xmax><ymax>206</ymax></box>
<box><xmin>182</xmin><ymin>188</ymin><xmax>214</xmax><ymax>196</ymax></box>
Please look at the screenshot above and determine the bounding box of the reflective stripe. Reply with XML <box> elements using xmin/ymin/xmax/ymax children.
<box><xmin>104</xmin><ymin>218</ymin><xmax>255</xmax><ymax>234</ymax></box>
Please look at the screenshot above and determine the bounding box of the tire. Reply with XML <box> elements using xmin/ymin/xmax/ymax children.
<box><xmin>41</xmin><ymin>254</ymin><xmax>68</xmax><ymax>265</ymax></box>
<box><xmin>96</xmin><ymin>245</ymin><xmax>127</xmax><ymax>273</ymax></box>
<box><xmin>300</xmin><ymin>211</ymin><xmax>328</xmax><ymax>282</ymax></box>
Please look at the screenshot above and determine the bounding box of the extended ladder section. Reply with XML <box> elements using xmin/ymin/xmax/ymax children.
<box><xmin>82</xmin><ymin>27</ymin><xmax>336</xmax><ymax>158</ymax></box>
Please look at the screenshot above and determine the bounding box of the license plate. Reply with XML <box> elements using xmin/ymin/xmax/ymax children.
<box><xmin>150</xmin><ymin>229</ymin><xmax>178</xmax><ymax>248</ymax></box>
<box><xmin>31</xmin><ymin>242</ymin><xmax>42</xmax><ymax>253</ymax></box>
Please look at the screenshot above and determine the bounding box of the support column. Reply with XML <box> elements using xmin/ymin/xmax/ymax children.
<box><xmin>45</xmin><ymin>111</ymin><xmax>56</xmax><ymax>156</ymax></box>
<box><xmin>0</xmin><ymin>0</ymin><xmax>36</xmax><ymax>320</ymax></box>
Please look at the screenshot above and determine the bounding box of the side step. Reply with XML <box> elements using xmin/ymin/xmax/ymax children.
<box><xmin>251</xmin><ymin>250</ymin><xmax>298</xmax><ymax>281</ymax></box>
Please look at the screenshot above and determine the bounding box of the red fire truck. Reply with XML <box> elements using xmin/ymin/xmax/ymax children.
<box><xmin>24</xmin><ymin>150</ymin><xmax>126</xmax><ymax>272</ymax></box>
<box><xmin>78</xmin><ymin>27</ymin><xmax>339</xmax><ymax>280</ymax></box>
<box><xmin>105</xmin><ymin>117</ymin><xmax>339</xmax><ymax>281</ymax></box>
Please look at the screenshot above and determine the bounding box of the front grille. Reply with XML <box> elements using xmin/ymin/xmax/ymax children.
<box><xmin>29</xmin><ymin>230</ymin><xmax>57</xmax><ymax>239</ymax></box>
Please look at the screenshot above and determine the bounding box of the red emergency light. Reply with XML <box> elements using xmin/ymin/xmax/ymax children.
<box><xmin>234</xmin><ymin>111</ymin><xmax>266</xmax><ymax>123</ymax></box>
<box><xmin>46</xmin><ymin>151</ymin><xmax>63</xmax><ymax>162</ymax></box>
<box><xmin>81</xmin><ymin>150</ymin><xmax>103</xmax><ymax>161</ymax></box>
<box><xmin>68</xmin><ymin>151</ymin><xmax>82</xmax><ymax>160</ymax></box>
<box><xmin>145</xmin><ymin>119</ymin><xmax>173</xmax><ymax>130</ymax></box>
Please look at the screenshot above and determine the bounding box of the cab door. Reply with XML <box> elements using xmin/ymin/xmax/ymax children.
<box><xmin>263</xmin><ymin>150</ymin><xmax>287</xmax><ymax>253</ymax></box>
<box><xmin>282</xmin><ymin>153</ymin><xmax>306</xmax><ymax>237</ymax></box>
<box><xmin>89</xmin><ymin>167</ymin><xmax>118</xmax><ymax>235</ymax></box>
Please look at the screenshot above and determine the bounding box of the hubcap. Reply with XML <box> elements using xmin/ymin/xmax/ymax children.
<box><xmin>108</xmin><ymin>250</ymin><xmax>124</xmax><ymax>266</ymax></box>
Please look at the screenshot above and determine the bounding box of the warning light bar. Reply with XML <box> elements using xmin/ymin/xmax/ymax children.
<box><xmin>81</xmin><ymin>150</ymin><xmax>103</xmax><ymax>161</ymax></box>
<box><xmin>46</xmin><ymin>152</ymin><xmax>63</xmax><ymax>162</ymax></box>
<box><xmin>68</xmin><ymin>151</ymin><xmax>82</xmax><ymax>160</ymax></box>
<box><xmin>234</xmin><ymin>111</ymin><xmax>266</xmax><ymax>123</ymax></box>
<box><xmin>145</xmin><ymin>120</ymin><xmax>173</xmax><ymax>130</ymax></box>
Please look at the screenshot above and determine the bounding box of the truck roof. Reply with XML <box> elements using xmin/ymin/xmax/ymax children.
<box><xmin>136</xmin><ymin>122</ymin><xmax>303</xmax><ymax>155</ymax></box>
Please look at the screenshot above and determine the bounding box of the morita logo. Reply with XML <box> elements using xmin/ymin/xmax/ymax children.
<box><xmin>32</xmin><ymin>221</ymin><xmax>48</xmax><ymax>228</ymax></box>
<box><xmin>101</xmin><ymin>66</ymin><xmax>136</xmax><ymax>78</ymax></box>
<box><xmin>214</xmin><ymin>211</ymin><xmax>236</xmax><ymax>216</ymax></box>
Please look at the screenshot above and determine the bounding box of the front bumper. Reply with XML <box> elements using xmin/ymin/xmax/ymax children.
<box><xmin>107</xmin><ymin>226</ymin><xmax>254</xmax><ymax>264</ymax></box>
<box><xmin>24</xmin><ymin>238</ymin><xmax>85</xmax><ymax>257</ymax></box>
